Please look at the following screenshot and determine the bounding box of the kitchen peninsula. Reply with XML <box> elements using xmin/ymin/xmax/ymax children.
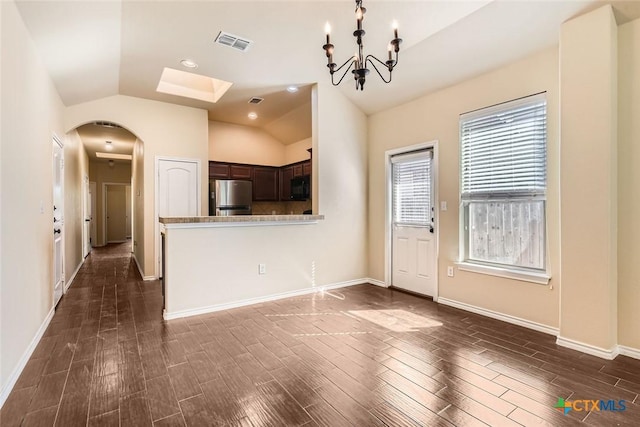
<box><xmin>160</xmin><ymin>214</ymin><xmax>324</xmax><ymax>320</ymax></box>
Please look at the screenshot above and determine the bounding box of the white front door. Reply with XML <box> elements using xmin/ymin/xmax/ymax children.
<box><xmin>157</xmin><ymin>159</ymin><xmax>199</xmax><ymax>275</ymax></box>
<box><xmin>53</xmin><ymin>137</ymin><xmax>64</xmax><ymax>306</ymax></box>
<box><xmin>391</xmin><ymin>150</ymin><xmax>436</xmax><ymax>297</ymax></box>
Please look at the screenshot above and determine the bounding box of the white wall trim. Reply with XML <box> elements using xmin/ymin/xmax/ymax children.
<box><xmin>0</xmin><ymin>307</ymin><xmax>55</xmax><ymax>408</ymax></box>
<box><xmin>64</xmin><ymin>260</ymin><xmax>84</xmax><ymax>292</ymax></box>
<box><xmin>132</xmin><ymin>254</ymin><xmax>156</xmax><ymax>281</ymax></box>
<box><xmin>618</xmin><ymin>345</ymin><xmax>640</xmax><ymax>360</ymax></box>
<box><xmin>556</xmin><ymin>336</ymin><xmax>619</xmax><ymax>360</ymax></box>
<box><xmin>438</xmin><ymin>297</ymin><xmax>559</xmax><ymax>336</ymax></box>
<box><xmin>164</xmin><ymin>279</ymin><xmax>369</xmax><ymax>320</ymax></box>
<box><xmin>366</xmin><ymin>278</ymin><xmax>388</xmax><ymax>288</ymax></box>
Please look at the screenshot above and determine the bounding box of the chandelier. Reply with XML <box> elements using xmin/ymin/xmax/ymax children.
<box><xmin>322</xmin><ymin>0</ymin><xmax>402</xmax><ymax>91</ymax></box>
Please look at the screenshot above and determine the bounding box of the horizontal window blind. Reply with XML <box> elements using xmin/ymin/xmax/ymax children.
<box><xmin>461</xmin><ymin>94</ymin><xmax>547</xmax><ymax>199</ymax></box>
<box><xmin>392</xmin><ymin>152</ymin><xmax>432</xmax><ymax>225</ymax></box>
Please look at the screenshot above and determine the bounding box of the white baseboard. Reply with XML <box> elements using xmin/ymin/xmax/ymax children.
<box><xmin>437</xmin><ymin>297</ymin><xmax>559</xmax><ymax>336</ymax></box>
<box><xmin>366</xmin><ymin>278</ymin><xmax>388</xmax><ymax>288</ymax></box>
<box><xmin>64</xmin><ymin>260</ymin><xmax>84</xmax><ymax>292</ymax></box>
<box><xmin>132</xmin><ymin>254</ymin><xmax>156</xmax><ymax>281</ymax></box>
<box><xmin>163</xmin><ymin>278</ymin><xmax>369</xmax><ymax>320</ymax></box>
<box><xmin>556</xmin><ymin>336</ymin><xmax>619</xmax><ymax>360</ymax></box>
<box><xmin>0</xmin><ymin>307</ymin><xmax>55</xmax><ymax>408</ymax></box>
<box><xmin>617</xmin><ymin>345</ymin><xmax>640</xmax><ymax>360</ymax></box>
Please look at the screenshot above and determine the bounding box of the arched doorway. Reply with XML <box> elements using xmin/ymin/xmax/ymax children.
<box><xmin>64</xmin><ymin>121</ymin><xmax>146</xmax><ymax>279</ymax></box>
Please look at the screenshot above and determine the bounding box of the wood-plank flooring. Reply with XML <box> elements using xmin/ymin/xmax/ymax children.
<box><xmin>1</xmin><ymin>243</ymin><xmax>639</xmax><ymax>426</ymax></box>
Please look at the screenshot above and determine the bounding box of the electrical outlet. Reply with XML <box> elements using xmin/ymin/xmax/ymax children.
<box><xmin>258</xmin><ymin>264</ymin><xmax>266</xmax><ymax>275</ymax></box>
<box><xmin>447</xmin><ymin>266</ymin><xmax>454</xmax><ymax>277</ymax></box>
<box><xmin>440</xmin><ymin>201</ymin><xmax>447</xmax><ymax>211</ymax></box>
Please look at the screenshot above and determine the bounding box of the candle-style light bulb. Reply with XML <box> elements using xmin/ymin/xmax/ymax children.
<box><xmin>325</xmin><ymin>22</ymin><xmax>331</xmax><ymax>44</ymax></box>
<box><xmin>356</xmin><ymin>7</ymin><xmax>363</xmax><ymax>30</ymax></box>
<box><xmin>392</xmin><ymin>20</ymin><xmax>399</xmax><ymax>39</ymax></box>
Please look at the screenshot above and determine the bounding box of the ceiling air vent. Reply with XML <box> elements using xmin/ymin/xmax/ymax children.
<box><xmin>93</xmin><ymin>121</ymin><xmax>123</xmax><ymax>129</ymax></box>
<box><xmin>248</xmin><ymin>97</ymin><xmax>264</xmax><ymax>104</ymax></box>
<box><xmin>214</xmin><ymin>31</ymin><xmax>253</xmax><ymax>52</ymax></box>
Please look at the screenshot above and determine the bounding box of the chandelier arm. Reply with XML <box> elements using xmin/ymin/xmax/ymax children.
<box><xmin>331</xmin><ymin>58</ymin><xmax>356</xmax><ymax>86</ymax></box>
<box><xmin>365</xmin><ymin>56</ymin><xmax>392</xmax><ymax>84</ymax></box>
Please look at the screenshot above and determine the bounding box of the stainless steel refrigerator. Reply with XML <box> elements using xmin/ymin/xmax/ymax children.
<box><xmin>209</xmin><ymin>179</ymin><xmax>252</xmax><ymax>216</ymax></box>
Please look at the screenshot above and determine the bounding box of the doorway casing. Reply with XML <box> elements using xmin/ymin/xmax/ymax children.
<box><xmin>384</xmin><ymin>140</ymin><xmax>440</xmax><ymax>300</ymax></box>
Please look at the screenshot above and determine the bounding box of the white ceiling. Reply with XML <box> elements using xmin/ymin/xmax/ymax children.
<box><xmin>16</xmin><ymin>0</ymin><xmax>639</xmax><ymax>138</ymax></box>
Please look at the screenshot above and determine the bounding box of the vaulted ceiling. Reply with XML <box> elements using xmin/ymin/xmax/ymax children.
<box><xmin>16</xmin><ymin>0</ymin><xmax>640</xmax><ymax>145</ymax></box>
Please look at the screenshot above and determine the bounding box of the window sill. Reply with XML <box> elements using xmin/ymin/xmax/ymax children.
<box><xmin>455</xmin><ymin>262</ymin><xmax>550</xmax><ymax>285</ymax></box>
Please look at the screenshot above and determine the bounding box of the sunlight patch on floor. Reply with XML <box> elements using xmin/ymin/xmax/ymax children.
<box><xmin>347</xmin><ymin>309</ymin><xmax>443</xmax><ymax>332</ymax></box>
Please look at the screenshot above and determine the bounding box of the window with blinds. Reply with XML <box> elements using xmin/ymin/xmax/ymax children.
<box><xmin>392</xmin><ymin>151</ymin><xmax>432</xmax><ymax>226</ymax></box>
<box><xmin>460</xmin><ymin>93</ymin><xmax>547</xmax><ymax>271</ymax></box>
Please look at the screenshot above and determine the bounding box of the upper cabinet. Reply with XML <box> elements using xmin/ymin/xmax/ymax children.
<box><xmin>209</xmin><ymin>160</ymin><xmax>310</xmax><ymax>202</ymax></box>
<box><xmin>209</xmin><ymin>162</ymin><xmax>230</xmax><ymax>179</ymax></box>
<box><xmin>229</xmin><ymin>164</ymin><xmax>252</xmax><ymax>180</ymax></box>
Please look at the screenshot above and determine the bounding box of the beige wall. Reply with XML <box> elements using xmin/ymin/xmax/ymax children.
<box><xmin>209</xmin><ymin>121</ymin><xmax>286</xmax><ymax>166</ymax></box>
<box><xmin>89</xmin><ymin>160</ymin><xmax>132</xmax><ymax>246</ymax></box>
<box><xmin>65</xmin><ymin>95</ymin><xmax>209</xmax><ymax>279</ymax></box>
<box><xmin>284</xmin><ymin>137</ymin><xmax>312</xmax><ymax>165</ymax></box>
<box><xmin>368</xmin><ymin>47</ymin><xmax>561</xmax><ymax>329</ymax></box>
<box><xmin>0</xmin><ymin>0</ymin><xmax>65</xmax><ymax>399</ymax></box>
<box><xmin>132</xmin><ymin>139</ymin><xmax>145</xmax><ymax>274</ymax></box>
<box><xmin>618</xmin><ymin>17</ymin><xmax>640</xmax><ymax>350</ymax></box>
<box><xmin>63</xmin><ymin>130</ymin><xmax>89</xmax><ymax>284</ymax></box>
<box><xmin>164</xmin><ymin>83</ymin><xmax>368</xmax><ymax>316</ymax></box>
<box><xmin>559</xmin><ymin>5</ymin><xmax>618</xmax><ymax>351</ymax></box>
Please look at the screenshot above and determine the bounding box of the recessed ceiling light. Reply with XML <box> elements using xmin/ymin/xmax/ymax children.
<box><xmin>286</xmin><ymin>86</ymin><xmax>299</xmax><ymax>93</ymax></box>
<box><xmin>105</xmin><ymin>141</ymin><xmax>113</xmax><ymax>151</ymax></box>
<box><xmin>248</xmin><ymin>112</ymin><xmax>258</xmax><ymax>120</ymax></box>
<box><xmin>180</xmin><ymin>59</ymin><xmax>198</xmax><ymax>69</ymax></box>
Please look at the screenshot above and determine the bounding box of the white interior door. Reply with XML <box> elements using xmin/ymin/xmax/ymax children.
<box><xmin>106</xmin><ymin>185</ymin><xmax>127</xmax><ymax>242</ymax></box>
<box><xmin>83</xmin><ymin>175</ymin><xmax>91</xmax><ymax>257</ymax></box>
<box><xmin>53</xmin><ymin>137</ymin><xmax>64</xmax><ymax>306</ymax></box>
<box><xmin>157</xmin><ymin>159</ymin><xmax>199</xmax><ymax>276</ymax></box>
<box><xmin>125</xmin><ymin>185</ymin><xmax>132</xmax><ymax>238</ymax></box>
<box><xmin>391</xmin><ymin>150</ymin><xmax>436</xmax><ymax>296</ymax></box>
<box><xmin>90</xmin><ymin>181</ymin><xmax>97</xmax><ymax>247</ymax></box>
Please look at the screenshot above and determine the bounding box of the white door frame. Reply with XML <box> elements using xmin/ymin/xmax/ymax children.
<box><xmin>103</xmin><ymin>182</ymin><xmax>131</xmax><ymax>244</ymax></box>
<box><xmin>90</xmin><ymin>181</ymin><xmax>97</xmax><ymax>248</ymax></box>
<box><xmin>83</xmin><ymin>175</ymin><xmax>91</xmax><ymax>258</ymax></box>
<box><xmin>155</xmin><ymin>156</ymin><xmax>201</xmax><ymax>279</ymax></box>
<box><xmin>385</xmin><ymin>140</ymin><xmax>439</xmax><ymax>300</ymax></box>
<box><xmin>52</xmin><ymin>133</ymin><xmax>65</xmax><ymax>305</ymax></box>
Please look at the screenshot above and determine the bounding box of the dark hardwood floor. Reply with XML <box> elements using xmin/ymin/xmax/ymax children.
<box><xmin>2</xmin><ymin>243</ymin><xmax>639</xmax><ymax>426</ymax></box>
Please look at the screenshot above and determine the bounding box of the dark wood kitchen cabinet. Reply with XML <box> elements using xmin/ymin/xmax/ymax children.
<box><xmin>209</xmin><ymin>162</ymin><xmax>252</xmax><ymax>180</ymax></box>
<box><xmin>229</xmin><ymin>164</ymin><xmax>252</xmax><ymax>180</ymax></box>
<box><xmin>209</xmin><ymin>162</ymin><xmax>230</xmax><ymax>179</ymax></box>
<box><xmin>252</xmin><ymin>167</ymin><xmax>279</xmax><ymax>201</ymax></box>
<box><xmin>303</xmin><ymin>161</ymin><xmax>311</xmax><ymax>176</ymax></box>
<box><xmin>279</xmin><ymin>166</ymin><xmax>294</xmax><ymax>201</ymax></box>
